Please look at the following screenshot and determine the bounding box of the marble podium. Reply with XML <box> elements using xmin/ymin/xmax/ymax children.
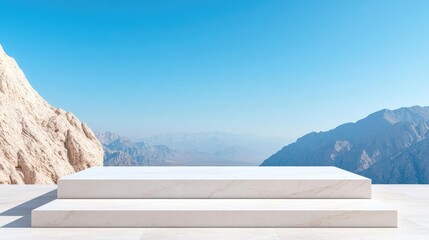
<box><xmin>32</xmin><ymin>166</ymin><xmax>398</xmax><ymax>228</ymax></box>
<box><xmin>57</xmin><ymin>166</ymin><xmax>371</xmax><ymax>199</ymax></box>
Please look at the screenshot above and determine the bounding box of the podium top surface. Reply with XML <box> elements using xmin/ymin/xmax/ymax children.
<box><xmin>60</xmin><ymin>166</ymin><xmax>369</xmax><ymax>181</ymax></box>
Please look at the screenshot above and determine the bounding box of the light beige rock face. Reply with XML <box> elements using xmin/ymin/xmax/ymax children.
<box><xmin>0</xmin><ymin>45</ymin><xmax>103</xmax><ymax>184</ymax></box>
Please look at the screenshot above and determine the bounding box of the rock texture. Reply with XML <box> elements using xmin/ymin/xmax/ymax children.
<box><xmin>0</xmin><ymin>45</ymin><xmax>103</xmax><ymax>184</ymax></box>
<box><xmin>261</xmin><ymin>106</ymin><xmax>429</xmax><ymax>183</ymax></box>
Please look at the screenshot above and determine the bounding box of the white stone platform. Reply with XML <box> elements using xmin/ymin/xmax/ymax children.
<box><xmin>31</xmin><ymin>198</ymin><xmax>396</xmax><ymax>228</ymax></box>
<box><xmin>30</xmin><ymin>166</ymin><xmax>393</xmax><ymax>228</ymax></box>
<box><xmin>1</xmin><ymin>185</ymin><xmax>428</xmax><ymax>239</ymax></box>
<box><xmin>57</xmin><ymin>166</ymin><xmax>371</xmax><ymax>199</ymax></box>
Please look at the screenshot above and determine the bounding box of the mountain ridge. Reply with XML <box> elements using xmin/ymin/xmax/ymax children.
<box><xmin>261</xmin><ymin>106</ymin><xmax>429</xmax><ymax>183</ymax></box>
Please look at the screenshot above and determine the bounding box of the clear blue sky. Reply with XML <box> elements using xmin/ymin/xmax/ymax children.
<box><xmin>1</xmin><ymin>0</ymin><xmax>429</xmax><ymax>139</ymax></box>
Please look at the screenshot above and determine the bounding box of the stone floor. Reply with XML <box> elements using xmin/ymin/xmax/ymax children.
<box><xmin>0</xmin><ymin>185</ymin><xmax>428</xmax><ymax>239</ymax></box>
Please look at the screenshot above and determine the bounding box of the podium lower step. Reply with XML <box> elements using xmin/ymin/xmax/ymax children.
<box><xmin>32</xmin><ymin>199</ymin><xmax>396</xmax><ymax>228</ymax></box>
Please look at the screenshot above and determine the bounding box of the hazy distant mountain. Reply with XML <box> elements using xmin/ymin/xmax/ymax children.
<box><xmin>96</xmin><ymin>132</ymin><xmax>252</xmax><ymax>166</ymax></box>
<box><xmin>261</xmin><ymin>106</ymin><xmax>429</xmax><ymax>183</ymax></box>
<box><xmin>141</xmin><ymin>131</ymin><xmax>289</xmax><ymax>165</ymax></box>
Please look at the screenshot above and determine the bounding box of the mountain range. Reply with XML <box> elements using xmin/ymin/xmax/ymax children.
<box><xmin>97</xmin><ymin>132</ymin><xmax>281</xmax><ymax>166</ymax></box>
<box><xmin>261</xmin><ymin>106</ymin><xmax>429</xmax><ymax>183</ymax></box>
<box><xmin>140</xmin><ymin>132</ymin><xmax>288</xmax><ymax>165</ymax></box>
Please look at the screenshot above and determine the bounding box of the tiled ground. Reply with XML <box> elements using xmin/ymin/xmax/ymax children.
<box><xmin>0</xmin><ymin>185</ymin><xmax>428</xmax><ymax>240</ymax></box>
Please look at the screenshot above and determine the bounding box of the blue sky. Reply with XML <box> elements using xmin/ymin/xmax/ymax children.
<box><xmin>1</xmin><ymin>0</ymin><xmax>429</xmax><ymax>139</ymax></box>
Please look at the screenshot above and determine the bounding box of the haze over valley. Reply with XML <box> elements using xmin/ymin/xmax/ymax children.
<box><xmin>97</xmin><ymin>131</ymin><xmax>289</xmax><ymax>166</ymax></box>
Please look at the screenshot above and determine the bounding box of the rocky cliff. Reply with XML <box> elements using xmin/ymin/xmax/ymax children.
<box><xmin>0</xmin><ymin>45</ymin><xmax>103</xmax><ymax>184</ymax></box>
